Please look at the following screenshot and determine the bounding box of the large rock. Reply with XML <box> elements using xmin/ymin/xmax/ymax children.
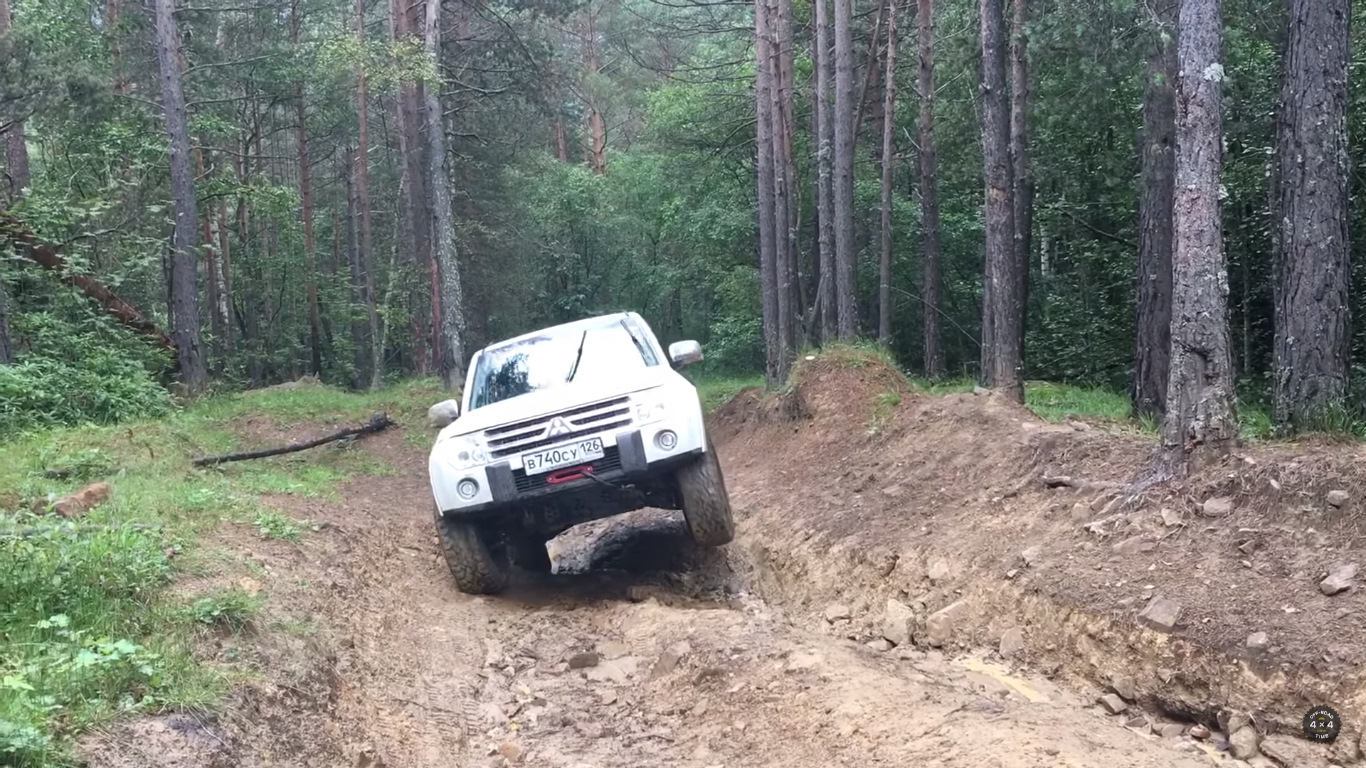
<box><xmin>925</xmin><ymin>601</ymin><xmax>969</xmax><ymax>648</ymax></box>
<box><xmin>1229</xmin><ymin>726</ymin><xmax>1261</xmax><ymax>760</ymax></box>
<box><xmin>427</xmin><ymin>399</ymin><xmax>461</xmax><ymax>428</ymax></box>
<box><xmin>1327</xmin><ymin>490</ymin><xmax>1351</xmax><ymax>508</ymax></box>
<box><xmin>1098</xmin><ymin>694</ymin><xmax>1128</xmax><ymax>715</ymax></box>
<box><xmin>998</xmin><ymin>627</ymin><xmax>1025</xmax><ymax>659</ymax></box>
<box><xmin>1138</xmin><ymin>596</ymin><xmax>1181</xmax><ymax>633</ymax></box>
<box><xmin>1320</xmin><ymin>563</ymin><xmax>1358</xmax><ymax>596</ymax></box>
<box><xmin>882</xmin><ymin>599</ymin><xmax>916</xmax><ymax>647</ymax></box>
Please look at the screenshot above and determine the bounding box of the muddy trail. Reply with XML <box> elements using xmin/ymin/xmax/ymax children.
<box><xmin>85</xmin><ymin>420</ymin><xmax>1231</xmax><ymax>768</ymax></box>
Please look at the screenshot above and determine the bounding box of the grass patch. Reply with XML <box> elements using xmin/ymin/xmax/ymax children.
<box><xmin>868</xmin><ymin>389</ymin><xmax>902</xmax><ymax>434</ymax></box>
<box><xmin>0</xmin><ymin>377</ymin><xmax>440</xmax><ymax>766</ymax></box>
<box><xmin>1023</xmin><ymin>381</ymin><xmax>1139</xmax><ymax>425</ymax></box>
<box><xmin>694</xmin><ymin>375</ymin><xmax>765</xmax><ymax>414</ymax></box>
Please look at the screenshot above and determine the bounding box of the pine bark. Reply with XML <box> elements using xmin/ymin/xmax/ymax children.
<box><xmin>355</xmin><ymin>0</ymin><xmax>382</xmax><ymax>389</ymax></box>
<box><xmin>1007</xmin><ymin>0</ymin><xmax>1030</xmax><ymax>381</ymax></box>
<box><xmin>1272</xmin><ymin>0</ymin><xmax>1351</xmax><ymax>432</ymax></box>
<box><xmin>1132</xmin><ymin>1</ymin><xmax>1177</xmax><ymax>418</ymax></box>
<box><xmin>979</xmin><ymin>0</ymin><xmax>1017</xmax><ymax>398</ymax></box>
<box><xmin>585</xmin><ymin>12</ymin><xmax>607</xmax><ymax>175</ymax></box>
<box><xmin>755</xmin><ymin>0</ymin><xmax>780</xmax><ymax>385</ymax></box>
<box><xmin>393</xmin><ymin>0</ymin><xmax>431</xmax><ymax>374</ymax></box>
<box><xmin>771</xmin><ymin>0</ymin><xmax>796</xmax><ymax>381</ymax></box>
<box><xmin>294</xmin><ymin>7</ymin><xmax>324</xmax><ymax>377</ymax></box>
<box><xmin>426</xmin><ymin>0</ymin><xmax>468</xmax><ymax>389</ymax></box>
<box><xmin>918</xmin><ymin>0</ymin><xmax>943</xmax><ymax>378</ymax></box>
<box><xmin>832</xmin><ymin>0</ymin><xmax>857</xmax><ymax>339</ymax></box>
<box><xmin>1162</xmin><ymin>0</ymin><xmax>1238</xmax><ymax>470</ymax></box>
<box><xmin>0</xmin><ymin>0</ymin><xmax>20</xmax><ymax>363</ymax></box>
<box><xmin>153</xmin><ymin>0</ymin><xmax>207</xmax><ymax>393</ymax></box>
<box><xmin>877</xmin><ymin>0</ymin><xmax>898</xmax><ymax>346</ymax></box>
<box><xmin>813</xmin><ymin>0</ymin><xmax>837</xmax><ymax>343</ymax></box>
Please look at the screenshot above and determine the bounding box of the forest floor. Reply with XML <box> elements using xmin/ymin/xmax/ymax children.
<box><xmin>16</xmin><ymin>355</ymin><xmax>1365</xmax><ymax>767</ymax></box>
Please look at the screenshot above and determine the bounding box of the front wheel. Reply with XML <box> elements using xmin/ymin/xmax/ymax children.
<box><xmin>434</xmin><ymin>509</ymin><xmax>509</xmax><ymax>595</ymax></box>
<box><xmin>675</xmin><ymin>437</ymin><xmax>735</xmax><ymax>547</ymax></box>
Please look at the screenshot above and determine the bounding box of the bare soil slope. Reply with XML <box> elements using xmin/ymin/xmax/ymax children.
<box><xmin>718</xmin><ymin>355</ymin><xmax>1366</xmax><ymax>764</ymax></box>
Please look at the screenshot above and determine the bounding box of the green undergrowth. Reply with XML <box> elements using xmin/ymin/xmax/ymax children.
<box><xmin>0</xmin><ymin>377</ymin><xmax>441</xmax><ymax>766</ymax></box>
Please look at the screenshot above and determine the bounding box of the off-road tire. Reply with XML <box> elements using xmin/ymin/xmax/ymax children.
<box><xmin>676</xmin><ymin>436</ymin><xmax>735</xmax><ymax>546</ymax></box>
<box><xmin>508</xmin><ymin>535</ymin><xmax>553</xmax><ymax>573</ymax></box>
<box><xmin>434</xmin><ymin>509</ymin><xmax>509</xmax><ymax>595</ymax></box>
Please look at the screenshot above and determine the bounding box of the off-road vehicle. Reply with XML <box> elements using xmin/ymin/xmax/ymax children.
<box><xmin>427</xmin><ymin>311</ymin><xmax>734</xmax><ymax>594</ymax></box>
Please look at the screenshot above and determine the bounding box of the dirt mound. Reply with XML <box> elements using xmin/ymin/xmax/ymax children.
<box><xmin>716</xmin><ymin>357</ymin><xmax>1366</xmax><ymax>760</ymax></box>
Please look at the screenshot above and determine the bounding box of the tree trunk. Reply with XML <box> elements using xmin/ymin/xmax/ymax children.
<box><xmin>979</xmin><ymin>0</ymin><xmax>1017</xmax><ymax>399</ymax></box>
<box><xmin>1272</xmin><ymin>0</ymin><xmax>1350</xmax><ymax>432</ymax></box>
<box><xmin>1008</xmin><ymin>0</ymin><xmax>1031</xmax><ymax>379</ymax></box>
<box><xmin>832</xmin><ymin>0</ymin><xmax>856</xmax><ymax>339</ymax></box>
<box><xmin>0</xmin><ymin>0</ymin><xmax>30</xmax><ymax>203</ymax></box>
<box><xmin>153</xmin><ymin>0</ymin><xmax>207</xmax><ymax>393</ymax></box>
<box><xmin>345</xmin><ymin>148</ymin><xmax>366</xmax><ymax>387</ymax></box>
<box><xmin>295</xmin><ymin>7</ymin><xmax>324</xmax><ymax>377</ymax></box>
<box><xmin>356</xmin><ymin>0</ymin><xmax>382</xmax><ymax>389</ymax></box>
<box><xmin>1162</xmin><ymin>0</ymin><xmax>1238</xmax><ymax>471</ymax></box>
<box><xmin>814</xmin><ymin>0</ymin><xmax>837</xmax><ymax>344</ymax></box>
<box><xmin>918</xmin><ymin>0</ymin><xmax>943</xmax><ymax>378</ymax></box>
<box><xmin>755</xmin><ymin>0</ymin><xmax>780</xmax><ymax>385</ymax></box>
<box><xmin>771</xmin><ymin>0</ymin><xmax>796</xmax><ymax>381</ymax></box>
<box><xmin>393</xmin><ymin>0</ymin><xmax>430</xmax><ymax>375</ymax></box>
<box><xmin>877</xmin><ymin>0</ymin><xmax>898</xmax><ymax>347</ymax></box>
<box><xmin>585</xmin><ymin>12</ymin><xmax>607</xmax><ymax>175</ymax></box>
<box><xmin>426</xmin><ymin>0</ymin><xmax>468</xmax><ymax>389</ymax></box>
<box><xmin>1132</xmin><ymin>1</ymin><xmax>1177</xmax><ymax>419</ymax></box>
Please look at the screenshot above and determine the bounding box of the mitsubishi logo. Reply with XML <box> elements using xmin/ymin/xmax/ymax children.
<box><xmin>546</xmin><ymin>417</ymin><xmax>573</xmax><ymax>438</ymax></box>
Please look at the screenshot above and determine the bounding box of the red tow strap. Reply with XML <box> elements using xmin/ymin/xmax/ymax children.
<box><xmin>546</xmin><ymin>465</ymin><xmax>595</xmax><ymax>484</ymax></box>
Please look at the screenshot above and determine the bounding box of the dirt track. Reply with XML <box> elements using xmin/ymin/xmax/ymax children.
<box><xmin>84</xmin><ymin>422</ymin><xmax>1234</xmax><ymax>768</ymax></box>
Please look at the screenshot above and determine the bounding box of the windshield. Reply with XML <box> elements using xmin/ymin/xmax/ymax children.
<box><xmin>468</xmin><ymin>318</ymin><xmax>660</xmax><ymax>410</ymax></box>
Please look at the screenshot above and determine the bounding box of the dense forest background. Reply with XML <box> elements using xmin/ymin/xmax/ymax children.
<box><xmin>0</xmin><ymin>0</ymin><xmax>1359</xmax><ymax>441</ymax></box>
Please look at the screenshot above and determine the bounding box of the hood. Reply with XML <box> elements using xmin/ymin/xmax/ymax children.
<box><xmin>438</xmin><ymin>364</ymin><xmax>677</xmax><ymax>441</ymax></box>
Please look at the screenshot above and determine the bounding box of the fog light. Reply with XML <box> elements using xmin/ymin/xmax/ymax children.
<box><xmin>457</xmin><ymin>478</ymin><xmax>479</xmax><ymax>499</ymax></box>
<box><xmin>655</xmin><ymin>430</ymin><xmax>678</xmax><ymax>451</ymax></box>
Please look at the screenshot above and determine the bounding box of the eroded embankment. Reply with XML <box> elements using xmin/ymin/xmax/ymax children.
<box><xmin>712</xmin><ymin>357</ymin><xmax>1366</xmax><ymax>764</ymax></box>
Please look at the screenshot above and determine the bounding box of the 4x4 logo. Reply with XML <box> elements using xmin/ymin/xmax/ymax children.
<box><xmin>546</xmin><ymin>417</ymin><xmax>573</xmax><ymax>437</ymax></box>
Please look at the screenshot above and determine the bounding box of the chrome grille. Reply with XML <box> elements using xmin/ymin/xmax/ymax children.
<box><xmin>485</xmin><ymin>396</ymin><xmax>632</xmax><ymax>459</ymax></box>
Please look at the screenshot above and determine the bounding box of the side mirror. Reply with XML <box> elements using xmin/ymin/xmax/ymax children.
<box><xmin>428</xmin><ymin>399</ymin><xmax>461</xmax><ymax>429</ymax></box>
<box><xmin>668</xmin><ymin>340</ymin><xmax>704</xmax><ymax>369</ymax></box>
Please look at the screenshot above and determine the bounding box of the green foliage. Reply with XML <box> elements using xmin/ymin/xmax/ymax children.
<box><xmin>252</xmin><ymin>511</ymin><xmax>304</xmax><ymax>542</ymax></box>
<box><xmin>182</xmin><ymin>589</ymin><xmax>261</xmax><ymax>632</ymax></box>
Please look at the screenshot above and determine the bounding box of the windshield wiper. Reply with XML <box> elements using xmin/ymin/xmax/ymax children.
<box><xmin>565</xmin><ymin>330</ymin><xmax>588</xmax><ymax>382</ymax></box>
<box><xmin>620</xmin><ymin>318</ymin><xmax>650</xmax><ymax>362</ymax></box>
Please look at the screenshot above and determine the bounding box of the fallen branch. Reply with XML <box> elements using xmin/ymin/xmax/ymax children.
<box><xmin>192</xmin><ymin>412</ymin><xmax>393</xmax><ymax>467</ymax></box>
<box><xmin>0</xmin><ymin>211</ymin><xmax>176</xmax><ymax>353</ymax></box>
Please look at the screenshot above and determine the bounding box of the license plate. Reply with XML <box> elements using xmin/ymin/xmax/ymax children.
<box><xmin>522</xmin><ymin>438</ymin><xmax>605</xmax><ymax>475</ymax></box>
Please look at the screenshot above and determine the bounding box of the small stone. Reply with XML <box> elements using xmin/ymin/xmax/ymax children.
<box><xmin>998</xmin><ymin>627</ymin><xmax>1025</xmax><ymax>659</ymax></box>
<box><xmin>1125</xmin><ymin>716</ymin><xmax>1150</xmax><ymax>732</ymax></box>
<box><xmin>498</xmin><ymin>743</ymin><xmax>524</xmax><ymax>763</ymax></box>
<box><xmin>1203</xmin><ymin>496</ymin><xmax>1235</xmax><ymax>517</ymax></box>
<box><xmin>1229</xmin><ymin>726</ymin><xmax>1261</xmax><ymax>760</ymax></box>
<box><xmin>882</xmin><ymin>598</ymin><xmax>916</xmax><ymax>646</ymax></box>
<box><xmin>1161</xmin><ymin>723</ymin><xmax>1185</xmax><ymax>739</ymax></box>
<box><xmin>928</xmin><ymin>559</ymin><xmax>952</xmax><ymax>583</ymax></box>
<box><xmin>1320</xmin><ymin>562</ymin><xmax>1359</xmax><ymax>596</ymax></box>
<box><xmin>837</xmin><ymin>722</ymin><xmax>859</xmax><ymax>738</ymax></box>
<box><xmin>1138</xmin><ymin>596</ymin><xmax>1181</xmax><ymax>633</ymax></box>
<box><xmin>1071</xmin><ymin>502</ymin><xmax>1092</xmax><ymax>521</ymax></box>
<box><xmin>1190</xmin><ymin>724</ymin><xmax>1211</xmax><ymax>740</ymax></box>
<box><xmin>925</xmin><ymin>600</ymin><xmax>968</xmax><ymax>648</ymax></box>
<box><xmin>1110</xmin><ymin>674</ymin><xmax>1136</xmax><ymax>702</ymax></box>
<box><xmin>825</xmin><ymin>604</ymin><xmax>852</xmax><ymax>622</ymax></box>
<box><xmin>1161</xmin><ymin>507</ymin><xmax>1184</xmax><ymax>527</ymax></box>
<box><xmin>1327</xmin><ymin>490</ymin><xmax>1350</xmax><ymax>507</ymax></box>
<box><xmin>1021</xmin><ymin>546</ymin><xmax>1042</xmax><ymax>566</ymax></box>
<box><xmin>651</xmin><ymin>641</ymin><xmax>691</xmax><ymax>679</ymax></box>
<box><xmin>865</xmin><ymin>638</ymin><xmax>893</xmax><ymax>652</ymax></box>
<box><xmin>1098</xmin><ymin>694</ymin><xmax>1128</xmax><ymax>714</ymax></box>
<box><xmin>568</xmin><ymin>652</ymin><xmax>601</xmax><ymax>669</ymax></box>
<box><xmin>596</xmin><ymin>641</ymin><xmax>630</xmax><ymax>660</ymax></box>
<box><xmin>480</xmin><ymin>702</ymin><xmax>510</xmax><ymax>725</ymax></box>
<box><xmin>973</xmin><ymin>386</ymin><xmax>990</xmax><ymax>396</ymax></box>
<box><xmin>1112</xmin><ymin>535</ymin><xmax>1157</xmax><ymax>556</ymax></box>
<box><xmin>599</xmin><ymin>689</ymin><xmax>618</xmax><ymax>705</ymax></box>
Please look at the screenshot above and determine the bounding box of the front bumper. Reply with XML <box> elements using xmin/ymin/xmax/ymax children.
<box><xmin>430</xmin><ymin>412</ymin><xmax>706</xmax><ymax>516</ymax></box>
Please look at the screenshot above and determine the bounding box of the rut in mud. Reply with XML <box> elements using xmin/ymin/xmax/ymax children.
<box><xmin>85</xmin><ymin>421</ymin><xmax>1231</xmax><ymax>768</ymax></box>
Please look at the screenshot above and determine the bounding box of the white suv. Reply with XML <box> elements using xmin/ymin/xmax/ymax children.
<box><xmin>427</xmin><ymin>311</ymin><xmax>734</xmax><ymax>594</ymax></box>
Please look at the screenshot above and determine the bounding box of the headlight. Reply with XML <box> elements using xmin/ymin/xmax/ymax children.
<box><xmin>446</xmin><ymin>434</ymin><xmax>489</xmax><ymax>470</ymax></box>
<box><xmin>634</xmin><ymin>398</ymin><xmax>668</xmax><ymax>425</ymax></box>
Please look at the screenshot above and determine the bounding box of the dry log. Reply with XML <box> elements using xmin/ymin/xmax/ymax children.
<box><xmin>192</xmin><ymin>412</ymin><xmax>393</xmax><ymax>467</ymax></box>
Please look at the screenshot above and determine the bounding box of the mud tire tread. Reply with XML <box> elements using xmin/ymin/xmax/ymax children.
<box><xmin>676</xmin><ymin>436</ymin><xmax>735</xmax><ymax>546</ymax></box>
<box><xmin>434</xmin><ymin>509</ymin><xmax>509</xmax><ymax>594</ymax></box>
